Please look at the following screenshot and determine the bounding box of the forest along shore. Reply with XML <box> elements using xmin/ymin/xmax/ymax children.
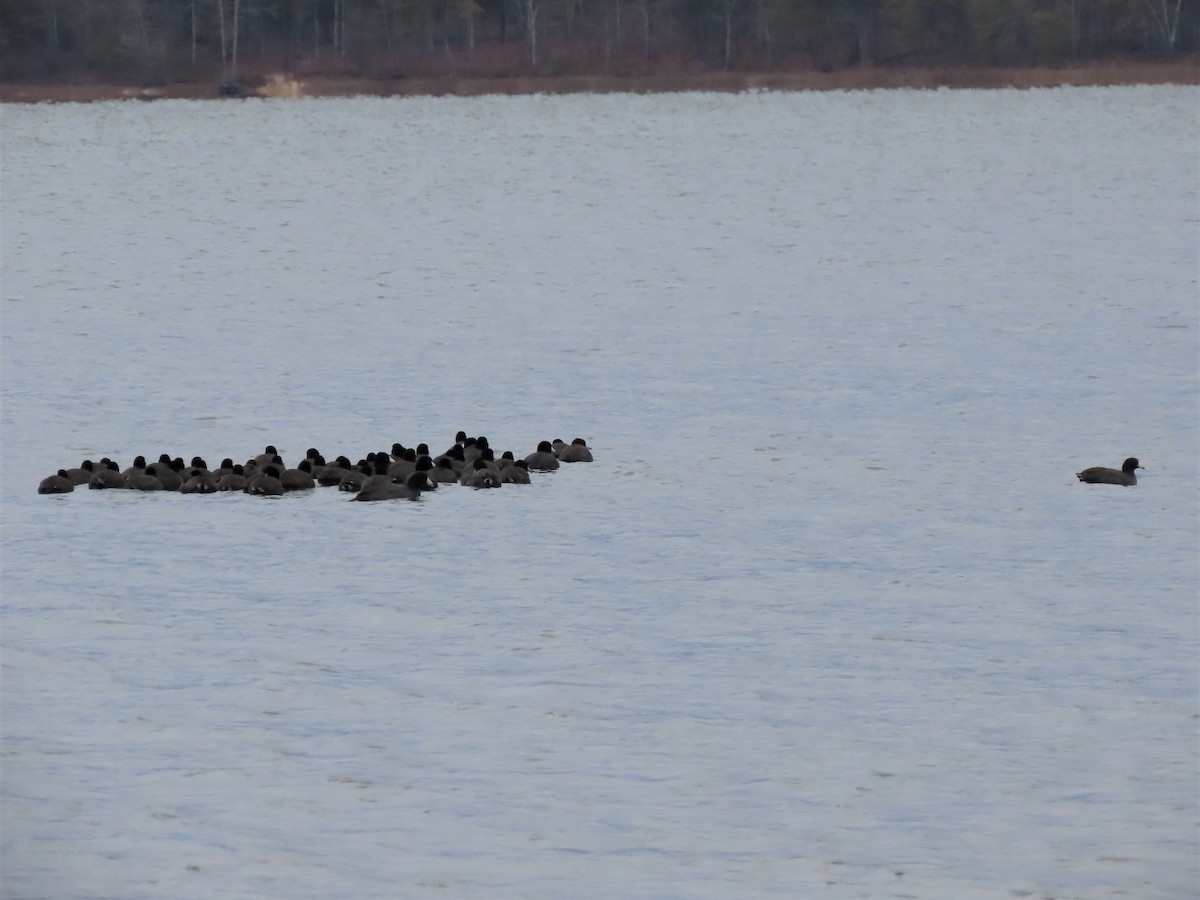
<box><xmin>2</xmin><ymin>60</ymin><xmax>1197</xmax><ymax>103</ymax></box>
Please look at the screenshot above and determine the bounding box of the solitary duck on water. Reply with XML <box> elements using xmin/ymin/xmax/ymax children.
<box><xmin>1076</xmin><ymin>457</ymin><xmax>1142</xmax><ymax>486</ymax></box>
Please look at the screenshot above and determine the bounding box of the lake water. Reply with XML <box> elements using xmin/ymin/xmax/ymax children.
<box><xmin>1</xmin><ymin>85</ymin><xmax>1197</xmax><ymax>899</ymax></box>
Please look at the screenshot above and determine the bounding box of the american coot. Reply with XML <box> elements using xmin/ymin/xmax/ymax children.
<box><xmin>125</xmin><ymin>469</ymin><xmax>163</xmax><ymax>491</ymax></box>
<box><xmin>338</xmin><ymin>464</ymin><xmax>373</xmax><ymax>493</ymax></box>
<box><xmin>434</xmin><ymin>444</ymin><xmax>467</xmax><ymax>474</ymax></box>
<box><xmin>88</xmin><ymin>461</ymin><xmax>125</xmax><ymax>489</ymax></box>
<box><xmin>427</xmin><ymin>457</ymin><xmax>460</xmax><ymax>484</ymax></box>
<box><xmin>317</xmin><ymin>456</ymin><xmax>354</xmax><ymax>486</ymax></box>
<box><xmin>524</xmin><ymin>441</ymin><xmax>560</xmax><ymax>471</ymax></box>
<box><xmin>502</xmin><ymin>459</ymin><xmax>531</xmax><ymax>484</ymax></box>
<box><xmin>245</xmin><ymin>465</ymin><xmax>284</xmax><ymax>496</ymax></box>
<box><xmin>1076</xmin><ymin>457</ymin><xmax>1142</xmax><ymax>486</ymax></box>
<box><xmin>121</xmin><ymin>455</ymin><xmax>148</xmax><ymax>479</ymax></box>
<box><xmin>460</xmin><ymin>448</ymin><xmax>503</xmax><ymax>484</ymax></box>
<box><xmin>306</xmin><ymin>453</ymin><xmax>328</xmax><ymax>478</ymax></box>
<box><xmin>65</xmin><ymin>460</ymin><xmax>95</xmax><ymax>485</ymax></box>
<box><xmin>217</xmin><ymin>465</ymin><xmax>248</xmax><ymax>491</ymax></box>
<box><xmin>387</xmin><ymin>448</ymin><xmax>417</xmax><ymax>479</ymax></box>
<box><xmin>38</xmin><ymin>470</ymin><xmax>74</xmax><ymax>494</ymax></box>
<box><xmin>558</xmin><ymin>437</ymin><xmax>593</xmax><ymax>462</ymax></box>
<box><xmin>359</xmin><ymin>457</ymin><xmax>400</xmax><ymax>494</ymax></box>
<box><xmin>407</xmin><ymin>455</ymin><xmax>437</xmax><ymax>483</ymax></box>
<box><xmin>353</xmin><ymin>470</ymin><xmax>436</xmax><ymax>502</ymax></box>
<box><xmin>40</xmin><ymin>431</ymin><xmax>591</xmax><ymax>498</ymax></box>
<box><xmin>150</xmin><ymin>461</ymin><xmax>183</xmax><ymax>491</ymax></box>
<box><xmin>463</xmin><ymin>436</ymin><xmax>490</xmax><ymax>464</ymax></box>
<box><xmin>461</xmin><ymin>458</ymin><xmax>502</xmax><ymax>489</ymax></box>
<box><xmin>437</xmin><ymin>433</ymin><xmax>466</xmax><ymax>459</ymax></box>
<box><xmin>280</xmin><ymin>460</ymin><xmax>316</xmax><ymax>491</ymax></box>
<box><xmin>180</xmin><ymin>468</ymin><xmax>220</xmax><ymax>494</ymax></box>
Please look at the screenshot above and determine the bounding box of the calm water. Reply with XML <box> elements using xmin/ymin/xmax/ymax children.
<box><xmin>2</xmin><ymin>86</ymin><xmax>1197</xmax><ymax>899</ymax></box>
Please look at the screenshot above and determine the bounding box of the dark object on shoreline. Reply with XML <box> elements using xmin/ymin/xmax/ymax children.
<box><xmin>218</xmin><ymin>83</ymin><xmax>243</xmax><ymax>98</ymax></box>
<box><xmin>1076</xmin><ymin>457</ymin><xmax>1142</xmax><ymax>486</ymax></box>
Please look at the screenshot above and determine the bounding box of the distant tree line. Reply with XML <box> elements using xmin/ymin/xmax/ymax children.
<box><xmin>0</xmin><ymin>0</ymin><xmax>1194</xmax><ymax>84</ymax></box>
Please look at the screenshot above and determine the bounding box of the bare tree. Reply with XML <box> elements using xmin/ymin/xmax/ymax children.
<box><xmin>40</xmin><ymin>0</ymin><xmax>60</xmax><ymax>49</ymax></box>
<box><xmin>638</xmin><ymin>0</ymin><xmax>652</xmax><ymax>58</ymax></box>
<box><xmin>721</xmin><ymin>0</ymin><xmax>737</xmax><ymax>68</ymax></box>
<box><xmin>218</xmin><ymin>0</ymin><xmax>227</xmax><ymax>71</ymax></box>
<box><xmin>378</xmin><ymin>0</ymin><xmax>395</xmax><ymax>63</ymax></box>
<box><xmin>459</xmin><ymin>0</ymin><xmax>483</xmax><ymax>60</ymax></box>
<box><xmin>523</xmin><ymin>0</ymin><xmax>540</xmax><ymax>65</ymax></box>
<box><xmin>312</xmin><ymin>0</ymin><xmax>320</xmax><ymax>60</ymax></box>
<box><xmin>217</xmin><ymin>0</ymin><xmax>240</xmax><ymax>86</ymax></box>
<box><xmin>0</xmin><ymin>0</ymin><xmax>1190</xmax><ymax>85</ymax></box>
<box><xmin>132</xmin><ymin>0</ymin><xmax>152</xmax><ymax>72</ymax></box>
<box><xmin>231</xmin><ymin>0</ymin><xmax>240</xmax><ymax>80</ymax></box>
<box><xmin>1144</xmin><ymin>0</ymin><xmax>1184</xmax><ymax>52</ymax></box>
<box><xmin>190</xmin><ymin>0</ymin><xmax>199</xmax><ymax>66</ymax></box>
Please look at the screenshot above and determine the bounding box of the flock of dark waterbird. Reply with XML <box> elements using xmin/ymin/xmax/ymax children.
<box><xmin>39</xmin><ymin>442</ymin><xmax>1140</xmax><ymax>495</ymax></box>
<box><xmin>37</xmin><ymin>433</ymin><xmax>594</xmax><ymax>500</ymax></box>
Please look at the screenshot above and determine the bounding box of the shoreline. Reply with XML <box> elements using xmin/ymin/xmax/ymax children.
<box><xmin>2</xmin><ymin>59</ymin><xmax>1197</xmax><ymax>103</ymax></box>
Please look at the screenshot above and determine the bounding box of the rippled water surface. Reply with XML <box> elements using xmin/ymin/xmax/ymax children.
<box><xmin>2</xmin><ymin>86</ymin><xmax>1198</xmax><ymax>899</ymax></box>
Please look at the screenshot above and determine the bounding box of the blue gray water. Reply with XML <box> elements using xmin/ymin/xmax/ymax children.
<box><xmin>2</xmin><ymin>86</ymin><xmax>1197</xmax><ymax>899</ymax></box>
